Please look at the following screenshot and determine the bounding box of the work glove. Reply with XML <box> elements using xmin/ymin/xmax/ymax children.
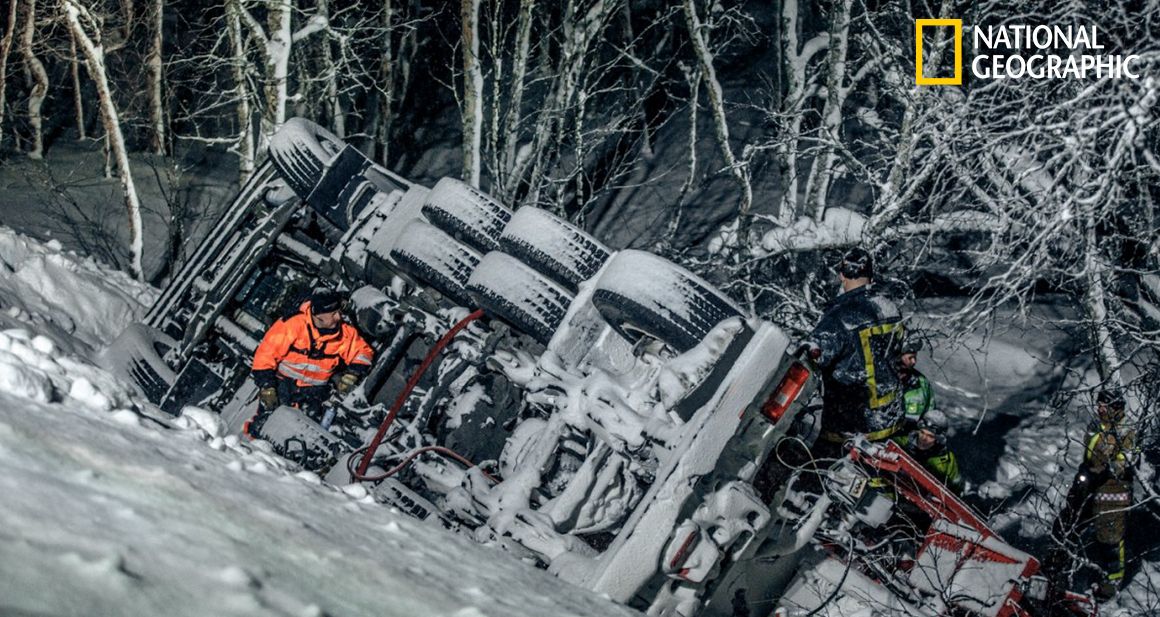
<box><xmin>258</xmin><ymin>387</ymin><xmax>280</xmax><ymax>410</ymax></box>
<box><xmin>335</xmin><ymin>372</ymin><xmax>360</xmax><ymax>396</ymax></box>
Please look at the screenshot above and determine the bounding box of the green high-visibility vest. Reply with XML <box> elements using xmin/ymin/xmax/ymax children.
<box><xmin>924</xmin><ymin>450</ymin><xmax>964</xmax><ymax>493</ymax></box>
<box><xmin>904</xmin><ymin>371</ymin><xmax>934</xmax><ymax>422</ymax></box>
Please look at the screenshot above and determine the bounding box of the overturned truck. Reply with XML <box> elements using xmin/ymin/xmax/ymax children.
<box><xmin>110</xmin><ymin>119</ymin><xmax>1094</xmax><ymax>617</ymax></box>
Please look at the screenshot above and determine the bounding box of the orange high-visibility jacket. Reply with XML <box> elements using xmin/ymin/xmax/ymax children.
<box><xmin>252</xmin><ymin>302</ymin><xmax>374</xmax><ymax>388</ymax></box>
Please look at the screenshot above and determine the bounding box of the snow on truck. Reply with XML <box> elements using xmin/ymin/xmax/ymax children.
<box><xmin>108</xmin><ymin>118</ymin><xmax>1093</xmax><ymax>617</ymax></box>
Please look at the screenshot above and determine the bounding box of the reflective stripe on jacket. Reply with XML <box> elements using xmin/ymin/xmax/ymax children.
<box><xmin>810</xmin><ymin>285</ymin><xmax>905</xmax><ymax>434</ymax></box>
<box><xmin>1084</xmin><ymin>421</ymin><xmax>1134</xmax><ymax>479</ymax></box>
<box><xmin>252</xmin><ymin>301</ymin><xmax>374</xmax><ymax>388</ymax></box>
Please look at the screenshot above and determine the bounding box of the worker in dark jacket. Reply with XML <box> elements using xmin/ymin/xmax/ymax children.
<box><xmin>1053</xmin><ymin>389</ymin><xmax>1135</xmax><ymax>600</ymax></box>
<box><xmin>810</xmin><ymin>247</ymin><xmax>905</xmax><ymax>456</ymax></box>
<box><xmin>246</xmin><ymin>289</ymin><xmax>373</xmax><ymax>435</ymax></box>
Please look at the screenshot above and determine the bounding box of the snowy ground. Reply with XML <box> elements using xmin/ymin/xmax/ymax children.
<box><xmin>0</xmin><ymin>391</ymin><xmax>638</xmax><ymax>617</ymax></box>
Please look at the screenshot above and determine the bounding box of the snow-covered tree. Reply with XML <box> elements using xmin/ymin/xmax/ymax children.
<box><xmin>62</xmin><ymin>0</ymin><xmax>145</xmax><ymax>281</ymax></box>
<box><xmin>20</xmin><ymin>0</ymin><xmax>47</xmax><ymax>158</ymax></box>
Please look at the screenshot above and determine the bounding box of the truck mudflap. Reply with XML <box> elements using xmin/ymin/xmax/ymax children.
<box><xmin>910</xmin><ymin>519</ymin><xmax>1037</xmax><ymax>617</ymax></box>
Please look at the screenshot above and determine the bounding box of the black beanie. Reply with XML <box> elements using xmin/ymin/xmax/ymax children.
<box><xmin>311</xmin><ymin>289</ymin><xmax>343</xmax><ymax>313</ymax></box>
<box><xmin>838</xmin><ymin>247</ymin><xmax>874</xmax><ymax>280</ymax></box>
<box><xmin>1097</xmin><ymin>388</ymin><xmax>1126</xmax><ymax>409</ymax></box>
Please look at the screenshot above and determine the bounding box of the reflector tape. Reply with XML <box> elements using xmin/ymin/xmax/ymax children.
<box><xmin>668</xmin><ymin>531</ymin><xmax>699</xmax><ymax>571</ymax></box>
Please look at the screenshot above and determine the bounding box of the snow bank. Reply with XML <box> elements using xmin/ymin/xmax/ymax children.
<box><xmin>0</xmin><ymin>227</ymin><xmax>156</xmax><ymax>352</ymax></box>
<box><xmin>979</xmin><ymin>409</ymin><xmax>1075</xmax><ymax>540</ymax></box>
<box><xmin>0</xmin><ymin>328</ymin><xmax>139</xmax><ymax>412</ymax></box>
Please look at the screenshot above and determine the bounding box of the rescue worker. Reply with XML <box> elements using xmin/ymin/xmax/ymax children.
<box><xmin>1053</xmin><ymin>389</ymin><xmax>1135</xmax><ymax>600</ymax></box>
<box><xmin>892</xmin><ymin>338</ymin><xmax>964</xmax><ymax>493</ymax></box>
<box><xmin>246</xmin><ymin>289</ymin><xmax>374</xmax><ymax>436</ymax></box>
<box><xmin>898</xmin><ymin>411</ymin><xmax>964</xmax><ymax>494</ymax></box>
<box><xmin>809</xmin><ymin>247</ymin><xmax>906</xmax><ymax>458</ymax></box>
<box><xmin>899</xmin><ymin>338</ymin><xmax>934</xmax><ymax>428</ymax></box>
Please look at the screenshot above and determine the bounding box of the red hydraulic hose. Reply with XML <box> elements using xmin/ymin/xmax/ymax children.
<box><xmin>353</xmin><ymin>309</ymin><xmax>486</xmax><ymax>479</ymax></box>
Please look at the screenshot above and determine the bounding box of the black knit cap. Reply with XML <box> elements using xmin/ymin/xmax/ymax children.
<box><xmin>838</xmin><ymin>247</ymin><xmax>874</xmax><ymax>280</ymax></box>
<box><xmin>1097</xmin><ymin>388</ymin><xmax>1126</xmax><ymax>409</ymax></box>
<box><xmin>311</xmin><ymin>289</ymin><xmax>344</xmax><ymax>314</ymax></box>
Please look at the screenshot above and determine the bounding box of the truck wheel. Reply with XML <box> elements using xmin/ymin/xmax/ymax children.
<box><xmin>591</xmin><ymin>250</ymin><xmax>743</xmax><ymax>353</ymax></box>
<box><xmin>268</xmin><ymin>118</ymin><xmax>346</xmax><ymax>199</ymax></box>
<box><xmin>499</xmin><ymin>207</ymin><xmax>611</xmax><ymax>292</ymax></box>
<box><xmin>422</xmin><ymin>178</ymin><xmax>512</xmax><ymax>253</ymax></box>
<box><xmin>390</xmin><ymin>220</ymin><xmax>482</xmax><ymax>307</ymax></box>
<box><xmin>467</xmin><ymin>251</ymin><xmax>573</xmax><ymax>345</ymax></box>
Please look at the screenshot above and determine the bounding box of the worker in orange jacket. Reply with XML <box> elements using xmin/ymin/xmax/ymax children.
<box><xmin>247</xmin><ymin>289</ymin><xmax>373</xmax><ymax>433</ymax></box>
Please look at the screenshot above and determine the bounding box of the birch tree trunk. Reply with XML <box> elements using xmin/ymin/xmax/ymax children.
<box><xmin>775</xmin><ymin>0</ymin><xmax>827</xmax><ymax>224</ymax></box>
<box><xmin>263</xmin><ymin>0</ymin><xmax>292</xmax><ymax>143</ymax></box>
<box><xmin>870</xmin><ymin>0</ymin><xmax>952</xmax><ymax>231</ymax></box>
<box><xmin>1083</xmin><ymin>213</ymin><xmax>1125</xmax><ymax>392</ymax></box>
<box><xmin>147</xmin><ymin>0</ymin><xmax>165</xmax><ymax>153</ymax></box>
<box><xmin>682</xmin><ymin>0</ymin><xmax>751</xmax><ymax>217</ymax></box>
<box><xmin>316</xmin><ymin>0</ymin><xmax>342</xmax><ymax>137</ymax></box>
<box><xmin>683</xmin><ymin>0</ymin><xmax>756</xmax><ymax>312</ymax></box>
<box><xmin>377</xmin><ymin>0</ymin><xmax>417</xmax><ymax>162</ymax></box>
<box><xmin>485</xmin><ymin>0</ymin><xmax>502</xmax><ymax>181</ymax></box>
<box><xmin>226</xmin><ymin>0</ymin><xmax>254</xmax><ymax>182</ymax></box>
<box><xmin>460</xmin><ymin>0</ymin><xmax>483</xmax><ymax>188</ymax></box>
<box><xmin>499</xmin><ymin>0</ymin><xmax>534</xmax><ymax>193</ymax></box>
<box><xmin>69</xmin><ymin>30</ymin><xmax>86</xmax><ymax>139</ymax></box>
<box><xmin>0</xmin><ymin>0</ymin><xmax>18</xmax><ymax>137</ymax></box>
<box><xmin>620</xmin><ymin>1</ymin><xmax>650</xmax><ymax>158</ymax></box>
<box><xmin>20</xmin><ymin>0</ymin><xmax>47</xmax><ymax>159</ymax></box>
<box><xmin>802</xmin><ymin>0</ymin><xmax>852</xmax><ymax>220</ymax></box>
<box><xmin>519</xmin><ymin>0</ymin><xmax>612</xmax><ymax>209</ymax></box>
<box><xmin>63</xmin><ymin>0</ymin><xmax>145</xmax><ymax>281</ymax></box>
<box><xmin>662</xmin><ymin>66</ymin><xmax>700</xmax><ymax>245</ymax></box>
<box><xmin>374</xmin><ymin>0</ymin><xmax>393</xmax><ymax>162</ymax></box>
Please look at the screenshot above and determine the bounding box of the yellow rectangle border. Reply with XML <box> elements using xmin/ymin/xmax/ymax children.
<box><xmin>915</xmin><ymin>19</ymin><xmax>963</xmax><ymax>85</ymax></box>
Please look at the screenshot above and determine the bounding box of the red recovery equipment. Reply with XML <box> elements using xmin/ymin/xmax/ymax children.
<box><xmin>849</xmin><ymin>439</ymin><xmax>1097</xmax><ymax>617</ymax></box>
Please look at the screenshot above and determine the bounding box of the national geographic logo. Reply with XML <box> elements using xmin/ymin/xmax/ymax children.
<box><xmin>915</xmin><ymin>20</ymin><xmax>1143</xmax><ymax>85</ymax></box>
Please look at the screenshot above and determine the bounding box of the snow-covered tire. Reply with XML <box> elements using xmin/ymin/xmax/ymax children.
<box><xmin>466</xmin><ymin>252</ymin><xmax>573</xmax><ymax>345</ymax></box>
<box><xmin>591</xmin><ymin>250</ymin><xmax>743</xmax><ymax>353</ymax></box>
<box><xmin>389</xmin><ymin>220</ymin><xmax>482</xmax><ymax>307</ymax></box>
<box><xmin>422</xmin><ymin>178</ymin><xmax>512</xmax><ymax>253</ymax></box>
<box><xmin>268</xmin><ymin>118</ymin><xmax>347</xmax><ymax>199</ymax></box>
<box><xmin>499</xmin><ymin>207</ymin><xmax>611</xmax><ymax>292</ymax></box>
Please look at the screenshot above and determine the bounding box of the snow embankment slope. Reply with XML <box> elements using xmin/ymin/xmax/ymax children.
<box><xmin>0</xmin><ymin>227</ymin><xmax>156</xmax><ymax>353</ymax></box>
<box><xmin>0</xmin><ymin>227</ymin><xmax>640</xmax><ymax>617</ymax></box>
<box><xmin>0</xmin><ymin>387</ymin><xmax>640</xmax><ymax>617</ymax></box>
